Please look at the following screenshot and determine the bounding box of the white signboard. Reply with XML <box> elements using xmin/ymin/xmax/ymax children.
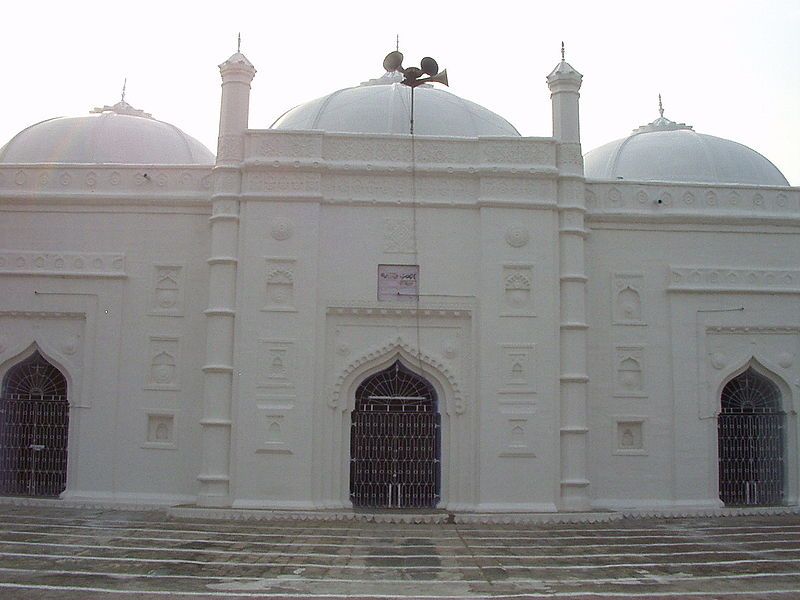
<box><xmin>378</xmin><ymin>264</ymin><xmax>419</xmax><ymax>301</ymax></box>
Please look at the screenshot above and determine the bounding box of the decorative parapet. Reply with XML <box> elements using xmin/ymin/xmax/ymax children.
<box><xmin>245</xmin><ymin>131</ymin><xmax>556</xmax><ymax>173</ymax></box>
<box><xmin>0</xmin><ymin>165</ymin><xmax>212</xmax><ymax>203</ymax></box>
<box><xmin>586</xmin><ymin>181</ymin><xmax>799</xmax><ymax>222</ymax></box>
<box><xmin>668</xmin><ymin>267</ymin><xmax>800</xmax><ymax>294</ymax></box>
<box><xmin>242</xmin><ymin>131</ymin><xmax>561</xmax><ymax>206</ymax></box>
<box><xmin>0</xmin><ymin>251</ymin><xmax>126</xmax><ymax>278</ymax></box>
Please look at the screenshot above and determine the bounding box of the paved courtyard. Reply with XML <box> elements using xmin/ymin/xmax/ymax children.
<box><xmin>0</xmin><ymin>505</ymin><xmax>798</xmax><ymax>598</ymax></box>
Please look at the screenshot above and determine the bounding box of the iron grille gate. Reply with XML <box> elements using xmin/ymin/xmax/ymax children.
<box><xmin>718</xmin><ymin>367</ymin><xmax>785</xmax><ymax>506</ymax></box>
<box><xmin>0</xmin><ymin>351</ymin><xmax>69</xmax><ymax>497</ymax></box>
<box><xmin>350</xmin><ymin>361</ymin><xmax>440</xmax><ymax>509</ymax></box>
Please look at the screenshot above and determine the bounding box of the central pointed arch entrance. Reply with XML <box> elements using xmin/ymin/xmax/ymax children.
<box><xmin>350</xmin><ymin>360</ymin><xmax>440</xmax><ymax>508</ymax></box>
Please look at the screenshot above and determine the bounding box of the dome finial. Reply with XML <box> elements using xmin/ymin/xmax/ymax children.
<box><xmin>237</xmin><ymin>32</ymin><xmax>241</xmax><ymax>53</ymax></box>
<box><xmin>396</xmin><ymin>34</ymin><xmax>399</xmax><ymax>52</ymax></box>
<box><xmin>121</xmin><ymin>78</ymin><xmax>127</xmax><ymax>104</ymax></box>
<box><xmin>561</xmin><ymin>41</ymin><xmax>565</xmax><ymax>61</ymax></box>
<box><xmin>658</xmin><ymin>93</ymin><xmax>664</xmax><ymax>118</ymax></box>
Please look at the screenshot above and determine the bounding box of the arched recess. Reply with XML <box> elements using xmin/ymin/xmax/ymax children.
<box><xmin>322</xmin><ymin>337</ymin><xmax>474</xmax><ymax>510</ymax></box>
<box><xmin>0</xmin><ymin>346</ymin><xmax>70</xmax><ymax>497</ymax></box>
<box><xmin>717</xmin><ymin>359</ymin><xmax>789</xmax><ymax>506</ymax></box>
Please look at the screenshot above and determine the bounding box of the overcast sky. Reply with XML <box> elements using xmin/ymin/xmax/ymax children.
<box><xmin>2</xmin><ymin>0</ymin><xmax>798</xmax><ymax>184</ymax></box>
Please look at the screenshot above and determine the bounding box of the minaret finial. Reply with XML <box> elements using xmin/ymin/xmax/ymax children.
<box><xmin>121</xmin><ymin>78</ymin><xmax>127</xmax><ymax>103</ymax></box>
<box><xmin>561</xmin><ymin>41</ymin><xmax>565</xmax><ymax>61</ymax></box>
<box><xmin>658</xmin><ymin>93</ymin><xmax>664</xmax><ymax>118</ymax></box>
<box><xmin>237</xmin><ymin>32</ymin><xmax>241</xmax><ymax>53</ymax></box>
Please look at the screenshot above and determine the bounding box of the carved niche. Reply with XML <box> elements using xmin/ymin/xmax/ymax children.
<box><xmin>143</xmin><ymin>412</ymin><xmax>177</xmax><ymax>449</ymax></box>
<box><xmin>499</xmin><ymin>411</ymin><xmax>536</xmax><ymax>458</ymax></box>
<box><xmin>263</xmin><ymin>258</ymin><xmax>296</xmax><ymax>311</ymax></box>
<box><xmin>499</xmin><ymin>343</ymin><xmax>536</xmax><ymax>394</ymax></box>
<box><xmin>612</xmin><ymin>273</ymin><xmax>645</xmax><ymax>325</ymax></box>
<box><xmin>614</xmin><ymin>346</ymin><xmax>647</xmax><ymax>398</ymax></box>
<box><xmin>614</xmin><ymin>419</ymin><xmax>646</xmax><ymax>455</ymax></box>
<box><xmin>257</xmin><ymin>340</ymin><xmax>294</xmax><ymax>391</ymax></box>
<box><xmin>502</xmin><ymin>265</ymin><xmax>534</xmax><ymax>316</ymax></box>
<box><xmin>145</xmin><ymin>337</ymin><xmax>179</xmax><ymax>390</ymax></box>
<box><xmin>255</xmin><ymin>402</ymin><xmax>294</xmax><ymax>454</ymax></box>
<box><xmin>150</xmin><ymin>266</ymin><xmax>184</xmax><ymax>316</ymax></box>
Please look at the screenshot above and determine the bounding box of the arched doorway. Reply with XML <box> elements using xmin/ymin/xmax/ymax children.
<box><xmin>718</xmin><ymin>367</ymin><xmax>785</xmax><ymax>506</ymax></box>
<box><xmin>0</xmin><ymin>351</ymin><xmax>69</xmax><ymax>497</ymax></box>
<box><xmin>350</xmin><ymin>360</ymin><xmax>440</xmax><ymax>508</ymax></box>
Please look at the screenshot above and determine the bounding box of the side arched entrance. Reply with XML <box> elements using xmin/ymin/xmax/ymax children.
<box><xmin>0</xmin><ymin>351</ymin><xmax>69</xmax><ymax>497</ymax></box>
<box><xmin>718</xmin><ymin>367</ymin><xmax>785</xmax><ymax>506</ymax></box>
<box><xmin>350</xmin><ymin>360</ymin><xmax>440</xmax><ymax>508</ymax></box>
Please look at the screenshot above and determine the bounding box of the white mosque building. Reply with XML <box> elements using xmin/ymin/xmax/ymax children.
<box><xmin>0</xmin><ymin>47</ymin><xmax>797</xmax><ymax>518</ymax></box>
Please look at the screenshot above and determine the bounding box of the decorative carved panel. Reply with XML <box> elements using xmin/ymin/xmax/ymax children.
<box><xmin>614</xmin><ymin>345</ymin><xmax>647</xmax><ymax>398</ymax></box>
<box><xmin>263</xmin><ymin>258</ymin><xmax>296</xmax><ymax>312</ymax></box>
<box><xmin>612</xmin><ymin>273</ymin><xmax>645</xmax><ymax>325</ymax></box>
<box><xmin>255</xmin><ymin>400</ymin><xmax>294</xmax><ymax>454</ymax></box>
<box><xmin>499</xmin><ymin>343</ymin><xmax>536</xmax><ymax>394</ymax></box>
<box><xmin>145</xmin><ymin>337</ymin><xmax>180</xmax><ymax>391</ymax></box>
<box><xmin>257</xmin><ymin>340</ymin><xmax>295</xmax><ymax>390</ymax></box>
<box><xmin>499</xmin><ymin>409</ymin><xmax>537</xmax><ymax>458</ymax></box>
<box><xmin>383</xmin><ymin>218</ymin><xmax>416</xmax><ymax>254</ymax></box>
<box><xmin>150</xmin><ymin>265</ymin><xmax>184</xmax><ymax>316</ymax></box>
<box><xmin>614</xmin><ymin>419</ymin><xmax>646</xmax><ymax>455</ymax></box>
<box><xmin>502</xmin><ymin>264</ymin><xmax>535</xmax><ymax>317</ymax></box>
<box><xmin>143</xmin><ymin>412</ymin><xmax>177</xmax><ymax>450</ymax></box>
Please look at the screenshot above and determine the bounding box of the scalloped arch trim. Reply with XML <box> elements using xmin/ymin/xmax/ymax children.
<box><xmin>329</xmin><ymin>335</ymin><xmax>466</xmax><ymax>414</ymax></box>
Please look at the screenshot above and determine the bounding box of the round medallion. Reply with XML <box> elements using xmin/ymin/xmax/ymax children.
<box><xmin>710</xmin><ymin>352</ymin><xmax>727</xmax><ymax>370</ymax></box>
<box><xmin>271</xmin><ymin>218</ymin><xmax>294</xmax><ymax>241</ymax></box>
<box><xmin>505</xmin><ymin>226</ymin><xmax>529</xmax><ymax>248</ymax></box>
<box><xmin>62</xmin><ymin>336</ymin><xmax>78</xmax><ymax>356</ymax></box>
<box><xmin>777</xmin><ymin>352</ymin><xmax>794</xmax><ymax>369</ymax></box>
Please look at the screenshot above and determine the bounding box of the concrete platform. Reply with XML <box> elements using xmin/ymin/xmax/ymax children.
<box><xmin>0</xmin><ymin>504</ymin><xmax>799</xmax><ymax>598</ymax></box>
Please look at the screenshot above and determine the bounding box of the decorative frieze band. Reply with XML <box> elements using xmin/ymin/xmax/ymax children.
<box><xmin>586</xmin><ymin>183</ymin><xmax>798</xmax><ymax>217</ymax></box>
<box><xmin>326</xmin><ymin>302</ymin><xmax>472</xmax><ymax>318</ymax></box>
<box><xmin>0</xmin><ymin>166</ymin><xmax>211</xmax><ymax>196</ymax></box>
<box><xmin>669</xmin><ymin>267</ymin><xmax>800</xmax><ymax>293</ymax></box>
<box><xmin>0</xmin><ymin>251</ymin><xmax>126</xmax><ymax>278</ymax></box>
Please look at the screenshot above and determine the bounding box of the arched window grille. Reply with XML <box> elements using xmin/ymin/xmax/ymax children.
<box><xmin>0</xmin><ymin>351</ymin><xmax>69</xmax><ymax>497</ymax></box>
<box><xmin>718</xmin><ymin>367</ymin><xmax>785</xmax><ymax>506</ymax></box>
<box><xmin>351</xmin><ymin>360</ymin><xmax>440</xmax><ymax>508</ymax></box>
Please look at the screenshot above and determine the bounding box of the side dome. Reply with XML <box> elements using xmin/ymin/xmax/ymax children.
<box><xmin>0</xmin><ymin>101</ymin><xmax>215</xmax><ymax>165</ymax></box>
<box><xmin>584</xmin><ymin>113</ymin><xmax>788</xmax><ymax>187</ymax></box>
<box><xmin>271</xmin><ymin>72</ymin><xmax>520</xmax><ymax>137</ymax></box>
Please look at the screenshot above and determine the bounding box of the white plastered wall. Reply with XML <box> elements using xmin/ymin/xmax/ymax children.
<box><xmin>585</xmin><ymin>181</ymin><xmax>800</xmax><ymax>510</ymax></box>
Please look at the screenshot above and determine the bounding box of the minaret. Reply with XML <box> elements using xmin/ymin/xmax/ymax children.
<box><xmin>197</xmin><ymin>44</ymin><xmax>256</xmax><ymax>507</ymax></box>
<box><xmin>547</xmin><ymin>43</ymin><xmax>591</xmax><ymax>512</ymax></box>
<box><xmin>546</xmin><ymin>41</ymin><xmax>582</xmax><ymax>142</ymax></box>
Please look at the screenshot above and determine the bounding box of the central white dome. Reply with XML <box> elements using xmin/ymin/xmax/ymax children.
<box><xmin>271</xmin><ymin>72</ymin><xmax>520</xmax><ymax>137</ymax></box>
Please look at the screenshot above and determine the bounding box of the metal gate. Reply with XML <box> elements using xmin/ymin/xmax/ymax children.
<box><xmin>718</xmin><ymin>367</ymin><xmax>785</xmax><ymax>506</ymax></box>
<box><xmin>0</xmin><ymin>351</ymin><xmax>69</xmax><ymax>497</ymax></box>
<box><xmin>350</xmin><ymin>360</ymin><xmax>440</xmax><ymax>508</ymax></box>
